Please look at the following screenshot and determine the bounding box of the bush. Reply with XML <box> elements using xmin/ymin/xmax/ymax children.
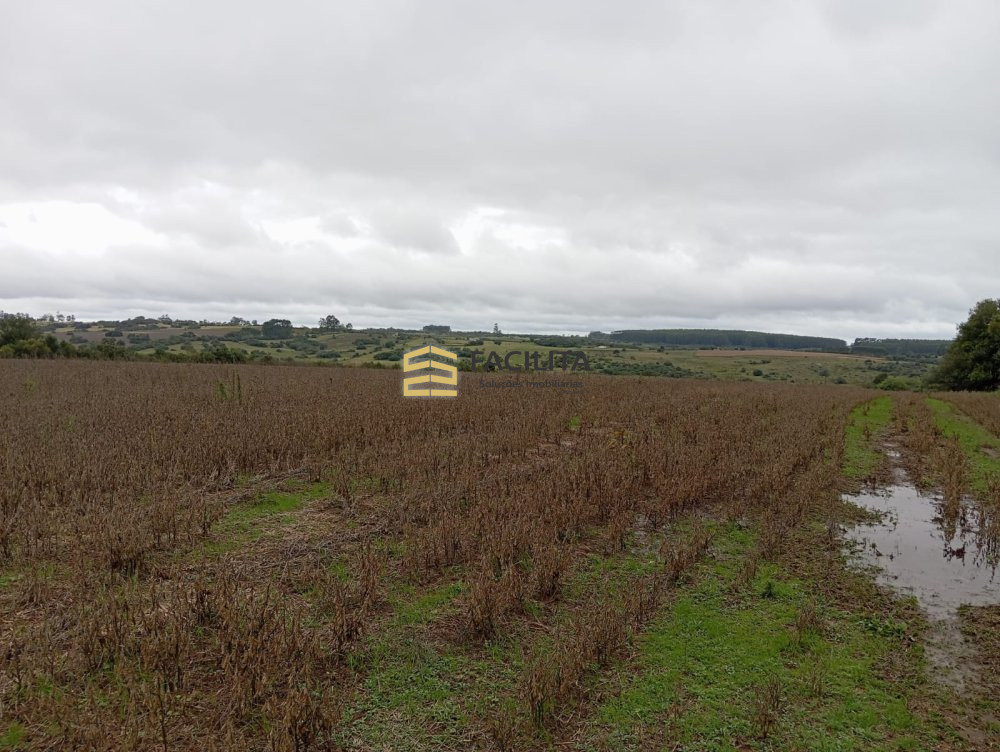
<box><xmin>877</xmin><ymin>377</ymin><xmax>909</xmax><ymax>391</ymax></box>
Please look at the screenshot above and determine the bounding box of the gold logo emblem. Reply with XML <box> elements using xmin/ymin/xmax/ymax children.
<box><xmin>402</xmin><ymin>346</ymin><xmax>458</xmax><ymax>397</ymax></box>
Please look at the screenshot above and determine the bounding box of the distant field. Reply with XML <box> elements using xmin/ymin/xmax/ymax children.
<box><xmin>695</xmin><ymin>348</ymin><xmax>880</xmax><ymax>360</ymax></box>
<box><xmin>44</xmin><ymin>323</ymin><xmax>932</xmax><ymax>388</ymax></box>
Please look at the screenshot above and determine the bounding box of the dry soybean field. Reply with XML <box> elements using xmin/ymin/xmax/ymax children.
<box><xmin>1</xmin><ymin>361</ymin><xmax>998</xmax><ymax>751</ymax></box>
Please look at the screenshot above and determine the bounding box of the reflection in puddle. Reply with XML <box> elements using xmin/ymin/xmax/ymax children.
<box><xmin>845</xmin><ymin>482</ymin><xmax>999</xmax><ymax>691</ymax></box>
<box><xmin>845</xmin><ymin>485</ymin><xmax>998</xmax><ymax>618</ymax></box>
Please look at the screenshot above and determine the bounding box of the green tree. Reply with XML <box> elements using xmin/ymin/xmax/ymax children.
<box><xmin>318</xmin><ymin>314</ymin><xmax>342</xmax><ymax>331</ymax></box>
<box><xmin>262</xmin><ymin>318</ymin><xmax>293</xmax><ymax>339</ymax></box>
<box><xmin>0</xmin><ymin>314</ymin><xmax>37</xmax><ymax>346</ymax></box>
<box><xmin>931</xmin><ymin>299</ymin><xmax>1000</xmax><ymax>390</ymax></box>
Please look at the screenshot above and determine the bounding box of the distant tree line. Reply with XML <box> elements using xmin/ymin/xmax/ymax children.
<box><xmin>0</xmin><ymin>310</ymin><xmax>367</xmax><ymax>365</ymax></box>
<box><xmin>531</xmin><ymin>334</ymin><xmax>590</xmax><ymax>348</ymax></box>
<box><xmin>850</xmin><ymin>338</ymin><xmax>951</xmax><ymax>357</ymax></box>
<box><xmin>605</xmin><ymin>329</ymin><xmax>848</xmax><ymax>351</ymax></box>
<box><xmin>0</xmin><ymin>313</ymin><xmax>265</xmax><ymax>364</ymax></box>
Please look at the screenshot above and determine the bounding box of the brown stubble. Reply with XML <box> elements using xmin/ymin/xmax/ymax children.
<box><xmin>0</xmin><ymin>360</ymin><xmax>867</xmax><ymax>750</ymax></box>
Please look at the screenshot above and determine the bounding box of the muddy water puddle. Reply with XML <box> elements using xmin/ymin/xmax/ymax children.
<box><xmin>844</xmin><ymin>477</ymin><xmax>999</xmax><ymax>691</ymax></box>
<box><xmin>845</xmin><ymin>484</ymin><xmax>998</xmax><ymax>617</ymax></box>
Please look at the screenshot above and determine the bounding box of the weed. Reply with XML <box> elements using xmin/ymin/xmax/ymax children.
<box><xmin>859</xmin><ymin>616</ymin><xmax>908</xmax><ymax>639</ymax></box>
<box><xmin>794</xmin><ymin>597</ymin><xmax>823</xmax><ymax>645</ymax></box>
<box><xmin>751</xmin><ymin>675</ymin><xmax>784</xmax><ymax>740</ymax></box>
<box><xmin>804</xmin><ymin>655</ymin><xmax>828</xmax><ymax>698</ymax></box>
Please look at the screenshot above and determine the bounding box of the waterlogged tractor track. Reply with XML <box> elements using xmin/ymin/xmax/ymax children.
<box><xmin>839</xmin><ymin>393</ymin><xmax>1000</xmax><ymax>748</ymax></box>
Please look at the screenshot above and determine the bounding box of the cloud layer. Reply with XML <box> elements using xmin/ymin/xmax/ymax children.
<box><xmin>2</xmin><ymin>0</ymin><xmax>998</xmax><ymax>339</ymax></box>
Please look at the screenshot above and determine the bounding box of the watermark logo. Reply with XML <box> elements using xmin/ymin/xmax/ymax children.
<box><xmin>402</xmin><ymin>345</ymin><xmax>458</xmax><ymax>397</ymax></box>
<box><xmin>469</xmin><ymin>350</ymin><xmax>589</xmax><ymax>372</ymax></box>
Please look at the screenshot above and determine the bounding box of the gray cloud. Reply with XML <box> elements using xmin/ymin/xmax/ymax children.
<box><xmin>1</xmin><ymin>0</ymin><xmax>999</xmax><ymax>340</ymax></box>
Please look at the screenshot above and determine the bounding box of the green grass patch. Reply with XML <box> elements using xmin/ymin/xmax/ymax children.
<box><xmin>590</xmin><ymin>524</ymin><xmax>937</xmax><ymax>751</ymax></box>
<box><xmin>0</xmin><ymin>562</ymin><xmax>60</xmax><ymax>592</ymax></box>
<box><xmin>927</xmin><ymin>397</ymin><xmax>1000</xmax><ymax>493</ymax></box>
<box><xmin>0</xmin><ymin>722</ymin><xmax>26</xmax><ymax>750</ymax></box>
<box><xmin>341</xmin><ymin>579</ymin><xmax>521</xmax><ymax>750</ymax></box>
<box><xmin>391</xmin><ymin>581</ymin><xmax>464</xmax><ymax>627</ymax></box>
<box><xmin>327</xmin><ymin>555</ymin><xmax>352</xmax><ymax>584</ymax></box>
<box><xmin>563</xmin><ymin>547</ymin><xmax>663</xmax><ymax>604</ymax></box>
<box><xmin>843</xmin><ymin>396</ymin><xmax>893</xmax><ymax>480</ymax></box>
<box><xmin>200</xmin><ymin>481</ymin><xmax>329</xmax><ymax>554</ymax></box>
<box><xmin>343</xmin><ymin>632</ymin><xmax>525</xmax><ymax>751</ymax></box>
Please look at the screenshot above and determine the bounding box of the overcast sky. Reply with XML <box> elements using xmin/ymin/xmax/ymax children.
<box><xmin>1</xmin><ymin>1</ymin><xmax>998</xmax><ymax>340</ymax></box>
